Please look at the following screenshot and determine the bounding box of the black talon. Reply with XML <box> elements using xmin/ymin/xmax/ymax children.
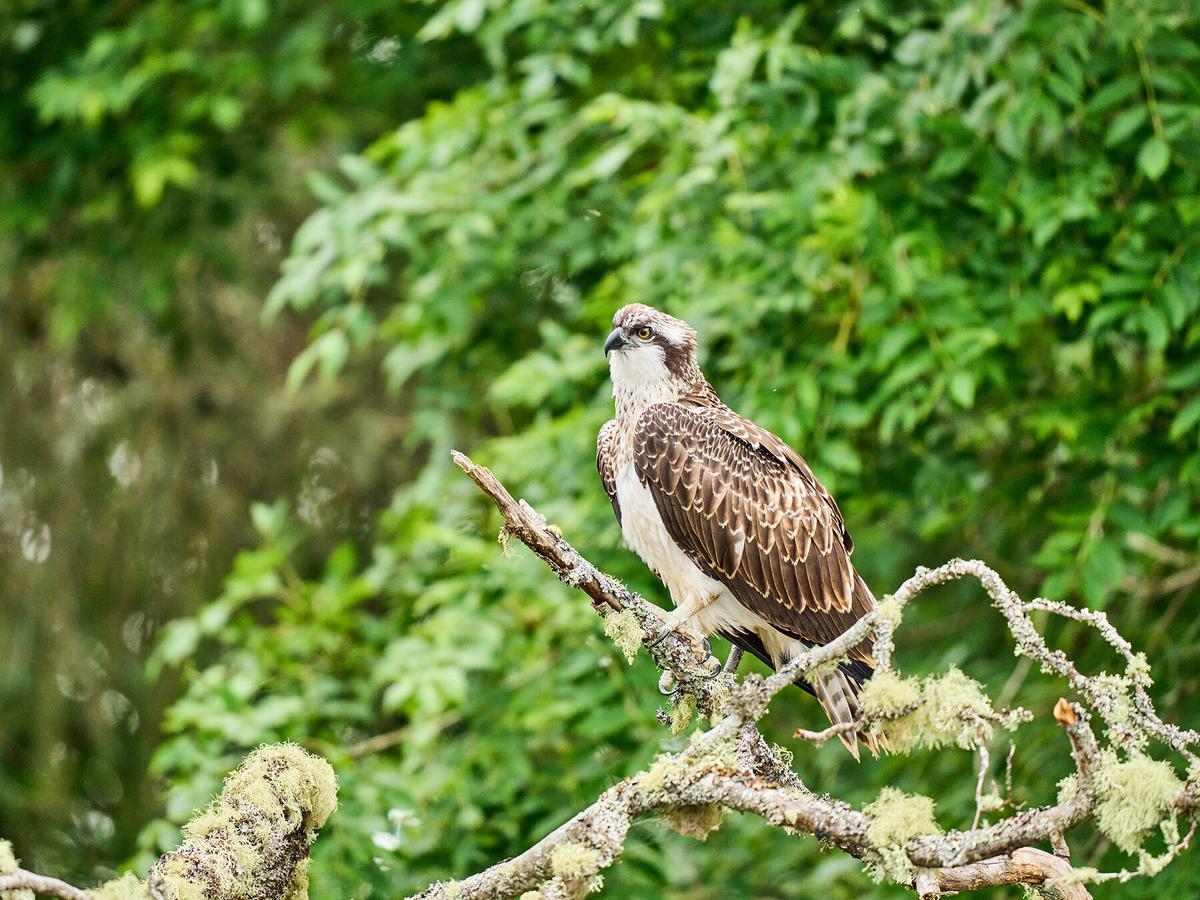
<box><xmin>648</xmin><ymin>627</ymin><xmax>673</xmax><ymax>648</ymax></box>
<box><xmin>658</xmin><ymin>673</ymin><xmax>679</xmax><ymax>696</ymax></box>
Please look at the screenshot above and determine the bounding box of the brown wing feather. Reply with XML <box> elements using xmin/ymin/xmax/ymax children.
<box><xmin>632</xmin><ymin>402</ymin><xmax>875</xmax><ymax>667</ymax></box>
<box><xmin>596</xmin><ymin>419</ymin><xmax>621</xmax><ymax>524</ymax></box>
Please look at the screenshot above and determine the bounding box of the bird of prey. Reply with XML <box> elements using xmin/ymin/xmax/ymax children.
<box><xmin>596</xmin><ymin>304</ymin><xmax>879</xmax><ymax>758</ymax></box>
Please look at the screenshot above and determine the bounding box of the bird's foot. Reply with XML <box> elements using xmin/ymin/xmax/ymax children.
<box><xmin>648</xmin><ymin>625</ymin><xmax>713</xmax><ymax>663</ymax></box>
<box><xmin>652</xmin><ymin>633</ymin><xmax>721</xmax><ymax>694</ymax></box>
<box><xmin>657</xmin><ymin>652</ymin><xmax>722</xmax><ymax>696</ymax></box>
<box><xmin>647</xmin><ymin>625</ymin><xmax>673</xmax><ymax>648</ymax></box>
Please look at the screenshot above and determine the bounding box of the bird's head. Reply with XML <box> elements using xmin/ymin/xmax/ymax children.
<box><xmin>604</xmin><ymin>304</ymin><xmax>703</xmax><ymax>400</ymax></box>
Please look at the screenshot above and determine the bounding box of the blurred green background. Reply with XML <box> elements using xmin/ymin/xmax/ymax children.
<box><xmin>2</xmin><ymin>0</ymin><xmax>1199</xmax><ymax>896</ymax></box>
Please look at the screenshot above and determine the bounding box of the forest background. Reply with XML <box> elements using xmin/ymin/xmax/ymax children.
<box><xmin>2</xmin><ymin>0</ymin><xmax>1199</xmax><ymax>896</ymax></box>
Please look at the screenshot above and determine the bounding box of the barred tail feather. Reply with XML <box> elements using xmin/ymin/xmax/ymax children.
<box><xmin>812</xmin><ymin>668</ymin><xmax>882</xmax><ymax>761</ymax></box>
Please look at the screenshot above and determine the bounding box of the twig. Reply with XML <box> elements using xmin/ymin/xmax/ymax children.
<box><xmin>344</xmin><ymin>712</ymin><xmax>462</xmax><ymax>759</ymax></box>
<box><xmin>928</xmin><ymin>848</ymin><xmax>1090</xmax><ymax>899</ymax></box>
<box><xmin>794</xmin><ymin>719</ymin><xmax>861</xmax><ymax>745</ymax></box>
<box><xmin>971</xmin><ymin>737</ymin><xmax>991</xmax><ymax>832</ymax></box>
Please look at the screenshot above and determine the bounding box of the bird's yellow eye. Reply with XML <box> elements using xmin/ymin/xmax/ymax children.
<box><xmin>636</xmin><ymin>325</ymin><xmax>654</xmax><ymax>340</ymax></box>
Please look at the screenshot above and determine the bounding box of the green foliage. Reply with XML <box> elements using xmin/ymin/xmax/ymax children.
<box><xmin>1</xmin><ymin>0</ymin><xmax>482</xmax><ymax>339</ymax></box>
<box><xmin>0</xmin><ymin>0</ymin><xmax>483</xmax><ymax>880</ymax></box>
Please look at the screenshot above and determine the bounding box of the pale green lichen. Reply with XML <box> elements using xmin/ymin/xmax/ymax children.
<box><xmin>1056</xmin><ymin>773</ymin><xmax>1079</xmax><ymax>807</ymax></box>
<box><xmin>639</xmin><ymin>733</ymin><xmax>738</xmax><ymax>796</ymax></box>
<box><xmin>1093</xmin><ymin>673</ymin><xmax>1134</xmax><ymax>725</ymax></box>
<box><xmin>1052</xmin><ymin>866</ymin><xmax>1101</xmax><ymax>885</ymax></box>
<box><xmin>518</xmin><ymin>892</ymin><xmax>543</xmax><ymax>900</ymax></box>
<box><xmin>498</xmin><ymin>526</ymin><xmax>515</xmax><ymax>558</ymax></box>
<box><xmin>1093</xmin><ymin>751</ymin><xmax>1182</xmax><ymax>853</ymax></box>
<box><xmin>669</xmin><ymin>693</ymin><xmax>696</xmax><ymax>735</ymax></box>
<box><xmin>704</xmin><ymin>675</ymin><xmax>735</xmax><ymax>723</ymax></box>
<box><xmin>0</xmin><ymin>839</ymin><xmax>34</xmax><ymax>900</ymax></box>
<box><xmin>0</xmin><ymin>840</ymin><xmax>17</xmax><ymax>872</ymax></box>
<box><xmin>875</xmin><ymin>596</ymin><xmax>904</xmax><ymax>629</ymax></box>
<box><xmin>863</xmin><ymin>788</ymin><xmax>943</xmax><ymax>884</ymax></box>
<box><xmin>864</xmin><ymin>667</ymin><xmax>1004</xmax><ymax>753</ymax></box>
<box><xmin>602</xmin><ymin>609</ymin><xmax>644</xmax><ymax>665</ymax></box>
<box><xmin>1127</xmin><ymin>652</ymin><xmax>1152</xmax><ymax>682</ymax></box>
<box><xmin>638</xmin><ymin>754</ymin><xmax>679</xmax><ymax>793</ymax></box>
<box><xmin>977</xmin><ymin>790</ymin><xmax>1006</xmax><ymax>813</ymax></box>
<box><xmin>148</xmin><ymin>742</ymin><xmax>338</xmax><ymax>900</ymax></box>
<box><xmin>917</xmin><ymin>668</ymin><xmax>997</xmax><ymax>749</ymax></box>
<box><xmin>282</xmin><ymin>857</ymin><xmax>310</xmax><ymax>900</ymax></box>
<box><xmin>549</xmin><ymin>842</ymin><xmax>600</xmax><ymax>879</ymax></box>
<box><xmin>1137</xmin><ymin>847</ymin><xmax>1171</xmax><ymax>877</ymax></box>
<box><xmin>0</xmin><ymin>840</ymin><xmax>20</xmax><ymax>875</ymax></box>
<box><xmin>87</xmin><ymin>874</ymin><xmax>151</xmax><ymax>899</ymax></box>
<box><xmin>807</xmin><ymin>655</ymin><xmax>846</xmax><ymax>680</ymax></box>
<box><xmin>687</xmin><ymin>728</ymin><xmax>740</xmax><ymax>771</ymax></box>
<box><xmin>859</xmin><ymin>671</ymin><xmax>921</xmax><ymax>719</ymax></box>
<box><xmin>661</xmin><ymin>805</ymin><xmax>724</xmax><ymax>840</ymax></box>
<box><xmin>770</xmin><ymin>743</ymin><xmax>794</xmax><ymax>771</ymax></box>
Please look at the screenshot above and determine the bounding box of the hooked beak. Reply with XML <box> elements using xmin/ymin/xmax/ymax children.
<box><xmin>604</xmin><ymin>328</ymin><xmax>628</xmax><ymax>356</ymax></box>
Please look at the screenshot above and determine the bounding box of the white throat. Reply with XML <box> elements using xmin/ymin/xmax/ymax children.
<box><xmin>609</xmin><ymin>347</ymin><xmax>676</xmax><ymax>428</ymax></box>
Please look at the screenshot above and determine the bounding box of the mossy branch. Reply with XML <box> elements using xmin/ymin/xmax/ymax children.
<box><xmin>1</xmin><ymin>744</ymin><xmax>337</xmax><ymax>900</ymax></box>
<box><xmin>441</xmin><ymin>453</ymin><xmax>1200</xmax><ymax>900</ymax></box>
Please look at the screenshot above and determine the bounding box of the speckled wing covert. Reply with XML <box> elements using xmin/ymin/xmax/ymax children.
<box><xmin>596</xmin><ymin>418</ymin><xmax>621</xmax><ymax>524</ymax></box>
<box><xmin>631</xmin><ymin>398</ymin><xmax>877</xmax><ymax>669</ymax></box>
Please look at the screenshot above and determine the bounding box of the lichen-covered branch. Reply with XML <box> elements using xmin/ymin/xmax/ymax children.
<box><xmin>441</xmin><ymin>453</ymin><xmax>1200</xmax><ymax>900</ymax></box>
<box><xmin>0</xmin><ymin>743</ymin><xmax>337</xmax><ymax>900</ymax></box>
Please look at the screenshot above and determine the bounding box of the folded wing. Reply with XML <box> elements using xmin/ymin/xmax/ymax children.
<box><xmin>631</xmin><ymin>400</ymin><xmax>876</xmax><ymax>667</ymax></box>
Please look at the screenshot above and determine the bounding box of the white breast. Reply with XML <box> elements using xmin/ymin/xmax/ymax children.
<box><xmin>614</xmin><ymin>461</ymin><xmax>807</xmax><ymax>667</ymax></box>
<box><xmin>615</xmin><ymin>462</ymin><xmax>716</xmax><ymax>603</ymax></box>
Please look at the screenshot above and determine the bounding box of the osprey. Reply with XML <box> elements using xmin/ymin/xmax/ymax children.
<box><xmin>596</xmin><ymin>304</ymin><xmax>879</xmax><ymax>758</ymax></box>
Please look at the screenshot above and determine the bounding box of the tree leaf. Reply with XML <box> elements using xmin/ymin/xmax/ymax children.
<box><xmin>1138</xmin><ymin>136</ymin><xmax>1170</xmax><ymax>181</ymax></box>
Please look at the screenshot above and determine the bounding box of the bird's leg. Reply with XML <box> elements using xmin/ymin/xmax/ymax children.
<box><xmin>648</xmin><ymin>590</ymin><xmax>720</xmax><ymax>649</ymax></box>
<box><xmin>648</xmin><ymin>590</ymin><xmax>722</xmax><ymax>674</ymax></box>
